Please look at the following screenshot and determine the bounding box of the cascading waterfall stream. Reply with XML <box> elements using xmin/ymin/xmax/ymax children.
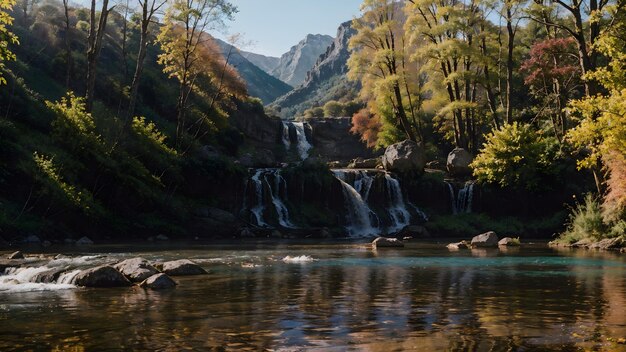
<box><xmin>384</xmin><ymin>173</ymin><xmax>412</xmax><ymax>233</ymax></box>
<box><xmin>281</xmin><ymin>121</ymin><xmax>291</xmax><ymax>148</ymax></box>
<box><xmin>332</xmin><ymin>170</ymin><xmax>378</xmax><ymax>236</ymax></box>
<box><xmin>245</xmin><ymin>169</ymin><xmax>295</xmax><ymax>228</ymax></box>
<box><xmin>445</xmin><ymin>181</ymin><xmax>476</xmax><ymax>214</ymax></box>
<box><xmin>292</xmin><ymin>122</ymin><xmax>312</xmax><ymax>160</ymax></box>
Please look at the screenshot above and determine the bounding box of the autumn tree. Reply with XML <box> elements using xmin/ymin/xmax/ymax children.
<box><xmin>126</xmin><ymin>0</ymin><xmax>166</xmax><ymax>121</ymax></box>
<box><xmin>405</xmin><ymin>0</ymin><xmax>500</xmax><ymax>152</ymax></box>
<box><xmin>85</xmin><ymin>0</ymin><xmax>115</xmax><ymax>112</ymax></box>
<box><xmin>0</xmin><ymin>0</ymin><xmax>18</xmax><ymax>85</ymax></box>
<box><xmin>520</xmin><ymin>37</ymin><xmax>581</xmax><ymax>139</ymax></box>
<box><xmin>529</xmin><ymin>0</ymin><xmax>612</xmax><ymax>96</ymax></box>
<box><xmin>156</xmin><ymin>0</ymin><xmax>240</xmax><ymax>145</ymax></box>
<box><xmin>348</xmin><ymin>0</ymin><xmax>421</xmax><ymax>146</ymax></box>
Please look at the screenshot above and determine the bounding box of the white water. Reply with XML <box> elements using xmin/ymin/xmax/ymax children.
<box><xmin>333</xmin><ymin>171</ymin><xmax>378</xmax><ymax>237</ymax></box>
<box><xmin>281</xmin><ymin>121</ymin><xmax>291</xmax><ymax>148</ymax></box>
<box><xmin>384</xmin><ymin>173</ymin><xmax>412</xmax><ymax>233</ymax></box>
<box><xmin>266</xmin><ymin>169</ymin><xmax>296</xmax><ymax>228</ymax></box>
<box><xmin>292</xmin><ymin>122</ymin><xmax>312</xmax><ymax>160</ymax></box>
<box><xmin>246</xmin><ymin>169</ymin><xmax>295</xmax><ymax>228</ymax></box>
<box><xmin>353</xmin><ymin>171</ymin><xmax>374</xmax><ymax>201</ymax></box>
<box><xmin>250</xmin><ymin>169</ymin><xmax>269</xmax><ymax>227</ymax></box>
<box><xmin>282</xmin><ymin>255</ymin><xmax>315</xmax><ymax>263</ymax></box>
<box><xmin>0</xmin><ymin>267</ymin><xmax>76</xmax><ymax>293</ymax></box>
<box><xmin>446</xmin><ymin>181</ymin><xmax>475</xmax><ymax>214</ymax></box>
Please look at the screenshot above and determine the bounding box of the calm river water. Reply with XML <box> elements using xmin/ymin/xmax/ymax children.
<box><xmin>1</xmin><ymin>242</ymin><xmax>626</xmax><ymax>351</ymax></box>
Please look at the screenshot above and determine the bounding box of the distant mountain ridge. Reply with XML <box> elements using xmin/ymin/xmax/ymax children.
<box><xmin>269</xmin><ymin>34</ymin><xmax>334</xmax><ymax>87</ymax></box>
<box><xmin>240</xmin><ymin>51</ymin><xmax>280</xmax><ymax>75</ymax></box>
<box><xmin>270</xmin><ymin>21</ymin><xmax>359</xmax><ymax>118</ymax></box>
<box><xmin>214</xmin><ymin>39</ymin><xmax>292</xmax><ymax>104</ymax></box>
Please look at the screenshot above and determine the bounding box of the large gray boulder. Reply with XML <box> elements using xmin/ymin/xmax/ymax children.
<box><xmin>471</xmin><ymin>231</ymin><xmax>499</xmax><ymax>248</ymax></box>
<box><xmin>73</xmin><ymin>265</ymin><xmax>132</xmax><ymax>287</ymax></box>
<box><xmin>589</xmin><ymin>237</ymin><xmax>624</xmax><ymax>250</ymax></box>
<box><xmin>140</xmin><ymin>273</ymin><xmax>177</xmax><ymax>290</ymax></box>
<box><xmin>372</xmin><ymin>237</ymin><xmax>405</xmax><ymax>248</ymax></box>
<box><xmin>447</xmin><ymin>148</ymin><xmax>473</xmax><ymax>176</ymax></box>
<box><xmin>447</xmin><ymin>241</ymin><xmax>469</xmax><ymax>250</ymax></box>
<box><xmin>382</xmin><ymin>140</ymin><xmax>426</xmax><ymax>174</ymax></box>
<box><xmin>114</xmin><ymin>258</ymin><xmax>159</xmax><ymax>282</ymax></box>
<box><xmin>161</xmin><ymin>259</ymin><xmax>207</xmax><ymax>276</ymax></box>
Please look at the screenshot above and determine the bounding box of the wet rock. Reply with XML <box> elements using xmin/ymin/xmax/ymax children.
<box><xmin>498</xmin><ymin>237</ymin><xmax>520</xmax><ymax>246</ymax></box>
<box><xmin>270</xmin><ymin>230</ymin><xmax>283</xmax><ymax>239</ymax></box>
<box><xmin>372</xmin><ymin>237</ymin><xmax>405</xmax><ymax>248</ymax></box>
<box><xmin>446</xmin><ymin>148</ymin><xmax>473</xmax><ymax>176</ymax></box>
<box><xmin>161</xmin><ymin>259</ymin><xmax>207</xmax><ymax>276</ymax></box>
<box><xmin>447</xmin><ymin>241</ymin><xmax>469</xmax><ymax>250</ymax></box>
<box><xmin>73</xmin><ymin>265</ymin><xmax>132</xmax><ymax>287</ymax></box>
<box><xmin>42</xmin><ymin>240</ymin><xmax>52</xmax><ymax>247</ymax></box>
<box><xmin>471</xmin><ymin>231</ymin><xmax>499</xmax><ymax>248</ymax></box>
<box><xmin>64</xmin><ymin>238</ymin><xmax>75</xmax><ymax>245</ymax></box>
<box><xmin>240</xmin><ymin>228</ymin><xmax>255</xmax><ymax>238</ymax></box>
<box><xmin>24</xmin><ymin>235</ymin><xmax>41</xmax><ymax>243</ymax></box>
<box><xmin>140</xmin><ymin>273</ymin><xmax>177</xmax><ymax>290</ymax></box>
<box><xmin>75</xmin><ymin>237</ymin><xmax>94</xmax><ymax>245</ymax></box>
<box><xmin>571</xmin><ymin>238</ymin><xmax>594</xmax><ymax>248</ymax></box>
<box><xmin>348</xmin><ymin>157</ymin><xmax>379</xmax><ymax>169</ymax></box>
<box><xmin>589</xmin><ymin>237</ymin><xmax>624</xmax><ymax>250</ymax></box>
<box><xmin>156</xmin><ymin>234</ymin><xmax>169</xmax><ymax>241</ymax></box>
<box><xmin>32</xmin><ymin>268</ymin><xmax>66</xmax><ymax>283</ymax></box>
<box><xmin>8</xmin><ymin>251</ymin><xmax>24</xmax><ymax>260</ymax></box>
<box><xmin>382</xmin><ymin>140</ymin><xmax>426</xmax><ymax>174</ymax></box>
<box><xmin>206</xmin><ymin>208</ymin><xmax>236</xmax><ymax>223</ymax></box>
<box><xmin>114</xmin><ymin>258</ymin><xmax>159</xmax><ymax>282</ymax></box>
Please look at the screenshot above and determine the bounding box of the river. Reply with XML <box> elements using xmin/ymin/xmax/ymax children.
<box><xmin>1</xmin><ymin>241</ymin><xmax>626</xmax><ymax>351</ymax></box>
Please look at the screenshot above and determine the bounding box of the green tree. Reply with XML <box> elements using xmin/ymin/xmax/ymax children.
<box><xmin>0</xmin><ymin>0</ymin><xmax>18</xmax><ymax>85</ymax></box>
<box><xmin>472</xmin><ymin>122</ymin><xmax>554</xmax><ymax>191</ymax></box>
<box><xmin>323</xmin><ymin>100</ymin><xmax>344</xmax><ymax>117</ymax></box>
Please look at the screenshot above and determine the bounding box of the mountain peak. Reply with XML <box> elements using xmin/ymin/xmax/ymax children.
<box><xmin>270</xmin><ymin>34</ymin><xmax>335</xmax><ymax>87</ymax></box>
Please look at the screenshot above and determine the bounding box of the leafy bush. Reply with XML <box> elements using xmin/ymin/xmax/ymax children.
<box><xmin>472</xmin><ymin>122</ymin><xmax>555</xmax><ymax>191</ymax></box>
<box><xmin>558</xmin><ymin>194</ymin><xmax>607</xmax><ymax>244</ymax></box>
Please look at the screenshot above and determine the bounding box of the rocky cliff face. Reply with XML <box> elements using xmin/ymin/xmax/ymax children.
<box><xmin>215</xmin><ymin>39</ymin><xmax>293</xmax><ymax>104</ymax></box>
<box><xmin>307</xmin><ymin>117</ymin><xmax>376</xmax><ymax>162</ymax></box>
<box><xmin>271</xmin><ymin>22</ymin><xmax>359</xmax><ymax>118</ymax></box>
<box><xmin>270</xmin><ymin>34</ymin><xmax>334</xmax><ymax>87</ymax></box>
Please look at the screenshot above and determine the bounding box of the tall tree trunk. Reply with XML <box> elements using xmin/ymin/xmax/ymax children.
<box><xmin>63</xmin><ymin>0</ymin><xmax>73</xmax><ymax>89</ymax></box>
<box><xmin>127</xmin><ymin>3</ymin><xmax>151</xmax><ymax>122</ymax></box>
<box><xmin>85</xmin><ymin>0</ymin><xmax>112</xmax><ymax>112</ymax></box>
<box><xmin>506</xmin><ymin>4</ymin><xmax>514</xmax><ymax>124</ymax></box>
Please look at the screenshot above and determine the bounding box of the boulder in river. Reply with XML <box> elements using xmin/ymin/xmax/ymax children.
<box><xmin>498</xmin><ymin>237</ymin><xmax>521</xmax><ymax>246</ymax></box>
<box><xmin>73</xmin><ymin>265</ymin><xmax>132</xmax><ymax>287</ymax></box>
<box><xmin>114</xmin><ymin>258</ymin><xmax>159</xmax><ymax>282</ymax></box>
<box><xmin>348</xmin><ymin>157</ymin><xmax>380</xmax><ymax>169</ymax></box>
<box><xmin>155</xmin><ymin>234</ymin><xmax>169</xmax><ymax>241</ymax></box>
<box><xmin>140</xmin><ymin>273</ymin><xmax>177</xmax><ymax>290</ymax></box>
<box><xmin>447</xmin><ymin>241</ymin><xmax>469</xmax><ymax>250</ymax></box>
<box><xmin>382</xmin><ymin>140</ymin><xmax>426</xmax><ymax>174</ymax></box>
<box><xmin>75</xmin><ymin>236</ymin><xmax>94</xmax><ymax>245</ymax></box>
<box><xmin>161</xmin><ymin>259</ymin><xmax>207</xmax><ymax>276</ymax></box>
<box><xmin>372</xmin><ymin>237</ymin><xmax>405</xmax><ymax>248</ymax></box>
<box><xmin>471</xmin><ymin>231</ymin><xmax>499</xmax><ymax>248</ymax></box>
<box><xmin>446</xmin><ymin>148</ymin><xmax>473</xmax><ymax>176</ymax></box>
<box><xmin>8</xmin><ymin>251</ymin><xmax>24</xmax><ymax>260</ymax></box>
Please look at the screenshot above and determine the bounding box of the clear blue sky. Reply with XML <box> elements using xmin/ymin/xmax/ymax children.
<box><xmin>216</xmin><ymin>0</ymin><xmax>363</xmax><ymax>57</ymax></box>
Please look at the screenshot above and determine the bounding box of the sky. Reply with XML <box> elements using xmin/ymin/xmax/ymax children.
<box><xmin>215</xmin><ymin>0</ymin><xmax>363</xmax><ymax>58</ymax></box>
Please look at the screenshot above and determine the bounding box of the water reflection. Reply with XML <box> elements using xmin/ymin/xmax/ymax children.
<box><xmin>1</xmin><ymin>245</ymin><xmax>626</xmax><ymax>351</ymax></box>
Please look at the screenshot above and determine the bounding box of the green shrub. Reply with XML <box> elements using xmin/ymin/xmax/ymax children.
<box><xmin>472</xmin><ymin>122</ymin><xmax>555</xmax><ymax>191</ymax></box>
<box><xmin>558</xmin><ymin>194</ymin><xmax>607</xmax><ymax>243</ymax></box>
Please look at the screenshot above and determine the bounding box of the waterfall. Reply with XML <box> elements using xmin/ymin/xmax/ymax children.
<box><xmin>281</xmin><ymin>121</ymin><xmax>291</xmax><ymax>148</ymax></box>
<box><xmin>266</xmin><ymin>169</ymin><xmax>295</xmax><ymax>228</ymax></box>
<box><xmin>353</xmin><ymin>170</ymin><xmax>374</xmax><ymax>201</ymax></box>
<box><xmin>384</xmin><ymin>173</ymin><xmax>412</xmax><ymax>233</ymax></box>
<box><xmin>250</xmin><ymin>169</ymin><xmax>269</xmax><ymax>227</ymax></box>
<box><xmin>446</xmin><ymin>181</ymin><xmax>475</xmax><ymax>214</ymax></box>
<box><xmin>292</xmin><ymin>122</ymin><xmax>312</xmax><ymax>160</ymax></box>
<box><xmin>332</xmin><ymin>170</ymin><xmax>378</xmax><ymax>237</ymax></box>
<box><xmin>246</xmin><ymin>169</ymin><xmax>295</xmax><ymax>228</ymax></box>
